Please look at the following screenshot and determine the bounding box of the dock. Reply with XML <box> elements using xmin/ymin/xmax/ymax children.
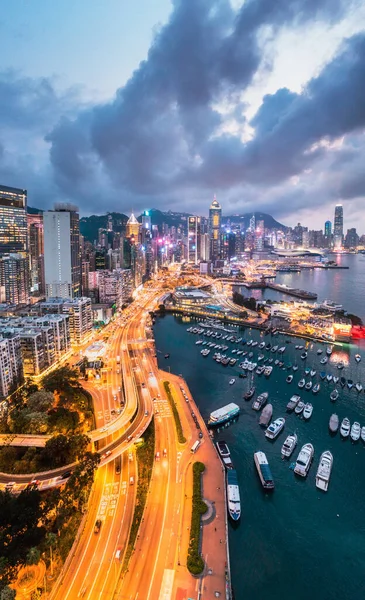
<box><xmin>265</xmin><ymin>283</ymin><xmax>317</xmax><ymax>299</ymax></box>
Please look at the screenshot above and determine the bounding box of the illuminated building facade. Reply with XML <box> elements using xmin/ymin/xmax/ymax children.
<box><xmin>209</xmin><ymin>196</ymin><xmax>221</xmax><ymax>261</ymax></box>
<box><xmin>0</xmin><ymin>184</ymin><xmax>28</xmax><ymax>257</ymax></box>
<box><xmin>28</xmin><ymin>213</ymin><xmax>44</xmax><ymax>294</ymax></box>
<box><xmin>333</xmin><ymin>204</ymin><xmax>343</xmax><ymax>249</ymax></box>
<box><xmin>126</xmin><ymin>212</ymin><xmax>141</xmax><ymax>239</ymax></box>
<box><xmin>188</xmin><ymin>216</ymin><xmax>201</xmax><ymax>264</ymax></box>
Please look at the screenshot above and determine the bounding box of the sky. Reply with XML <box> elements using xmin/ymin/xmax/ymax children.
<box><xmin>1</xmin><ymin>0</ymin><xmax>365</xmax><ymax>231</ymax></box>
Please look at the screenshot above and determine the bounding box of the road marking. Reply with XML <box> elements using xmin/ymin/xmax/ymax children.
<box><xmin>158</xmin><ymin>569</ymin><xmax>175</xmax><ymax>600</ymax></box>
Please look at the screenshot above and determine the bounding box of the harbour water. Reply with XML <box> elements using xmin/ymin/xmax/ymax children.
<box><xmin>239</xmin><ymin>253</ymin><xmax>365</xmax><ymax>319</ymax></box>
<box><xmin>154</xmin><ymin>301</ymin><xmax>365</xmax><ymax>599</ymax></box>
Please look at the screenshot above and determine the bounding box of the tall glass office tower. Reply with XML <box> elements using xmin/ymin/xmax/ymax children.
<box><xmin>0</xmin><ymin>184</ymin><xmax>28</xmax><ymax>257</ymax></box>
<box><xmin>209</xmin><ymin>195</ymin><xmax>222</xmax><ymax>261</ymax></box>
<box><xmin>333</xmin><ymin>205</ymin><xmax>343</xmax><ymax>249</ymax></box>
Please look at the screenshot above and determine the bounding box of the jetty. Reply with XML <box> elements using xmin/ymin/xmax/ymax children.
<box><xmin>265</xmin><ymin>283</ymin><xmax>317</xmax><ymax>299</ymax></box>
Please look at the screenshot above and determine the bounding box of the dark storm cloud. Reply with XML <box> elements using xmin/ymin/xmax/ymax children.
<box><xmin>47</xmin><ymin>0</ymin><xmax>357</xmax><ymax>208</ymax></box>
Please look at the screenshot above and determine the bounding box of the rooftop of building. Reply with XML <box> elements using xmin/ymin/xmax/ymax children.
<box><xmin>127</xmin><ymin>212</ymin><xmax>139</xmax><ymax>224</ymax></box>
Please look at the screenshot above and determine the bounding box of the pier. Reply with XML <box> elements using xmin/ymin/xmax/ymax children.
<box><xmin>266</xmin><ymin>283</ymin><xmax>318</xmax><ymax>299</ymax></box>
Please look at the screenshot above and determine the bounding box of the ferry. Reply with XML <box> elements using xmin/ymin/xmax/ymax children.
<box><xmin>208</xmin><ymin>403</ymin><xmax>240</xmax><ymax>428</ymax></box>
<box><xmin>294</xmin><ymin>443</ymin><xmax>314</xmax><ymax>477</ymax></box>
<box><xmin>216</xmin><ymin>440</ymin><xmax>233</xmax><ymax>469</ymax></box>
<box><xmin>226</xmin><ymin>469</ymin><xmax>241</xmax><ymax>521</ymax></box>
<box><xmin>252</xmin><ymin>392</ymin><xmax>268</xmax><ymax>411</ymax></box>
<box><xmin>281</xmin><ymin>433</ymin><xmax>297</xmax><ymax>458</ymax></box>
<box><xmin>254</xmin><ymin>452</ymin><xmax>274</xmax><ymax>490</ymax></box>
<box><xmin>315</xmin><ymin>451</ymin><xmax>333</xmax><ymax>492</ymax></box>
<box><xmin>265</xmin><ymin>417</ymin><xmax>285</xmax><ymax>440</ymax></box>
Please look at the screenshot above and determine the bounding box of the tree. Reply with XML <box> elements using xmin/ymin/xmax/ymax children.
<box><xmin>45</xmin><ymin>532</ymin><xmax>57</xmax><ymax>576</ymax></box>
<box><xmin>41</xmin><ymin>435</ymin><xmax>72</xmax><ymax>468</ymax></box>
<box><xmin>26</xmin><ymin>547</ymin><xmax>41</xmax><ymax>565</ymax></box>
<box><xmin>27</xmin><ymin>391</ymin><xmax>54</xmax><ymax>413</ymax></box>
<box><xmin>42</xmin><ymin>366</ymin><xmax>79</xmax><ymax>394</ymax></box>
<box><xmin>48</xmin><ymin>407</ymin><xmax>80</xmax><ymax>433</ymax></box>
<box><xmin>0</xmin><ymin>587</ymin><xmax>16</xmax><ymax>600</ymax></box>
<box><xmin>23</xmin><ymin>412</ymin><xmax>49</xmax><ymax>434</ymax></box>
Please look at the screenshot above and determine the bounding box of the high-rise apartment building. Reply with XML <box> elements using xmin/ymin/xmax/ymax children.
<box><xmin>209</xmin><ymin>196</ymin><xmax>221</xmax><ymax>261</ymax></box>
<box><xmin>0</xmin><ymin>184</ymin><xmax>28</xmax><ymax>257</ymax></box>
<box><xmin>254</xmin><ymin>220</ymin><xmax>265</xmax><ymax>251</ymax></box>
<box><xmin>0</xmin><ymin>254</ymin><xmax>29</xmax><ymax>304</ymax></box>
<box><xmin>43</xmin><ymin>204</ymin><xmax>81</xmax><ymax>299</ymax></box>
<box><xmin>333</xmin><ymin>204</ymin><xmax>343</xmax><ymax>250</ymax></box>
<box><xmin>188</xmin><ymin>216</ymin><xmax>201</xmax><ymax>264</ymax></box>
<box><xmin>27</xmin><ymin>213</ymin><xmax>44</xmax><ymax>294</ymax></box>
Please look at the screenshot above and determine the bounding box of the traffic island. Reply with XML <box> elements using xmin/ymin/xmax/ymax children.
<box><xmin>187</xmin><ymin>461</ymin><xmax>207</xmax><ymax>576</ymax></box>
<box><xmin>163</xmin><ymin>381</ymin><xmax>186</xmax><ymax>443</ymax></box>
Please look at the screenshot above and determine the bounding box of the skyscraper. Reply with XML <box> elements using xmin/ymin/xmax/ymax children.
<box><xmin>28</xmin><ymin>213</ymin><xmax>44</xmax><ymax>294</ymax></box>
<box><xmin>188</xmin><ymin>216</ymin><xmax>201</xmax><ymax>264</ymax></box>
<box><xmin>209</xmin><ymin>195</ymin><xmax>221</xmax><ymax>261</ymax></box>
<box><xmin>0</xmin><ymin>184</ymin><xmax>28</xmax><ymax>257</ymax></box>
<box><xmin>0</xmin><ymin>254</ymin><xmax>29</xmax><ymax>304</ymax></box>
<box><xmin>43</xmin><ymin>204</ymin><xmax>81</xmax><ymax>299</ymax></box>
<box><xmin>324</xmin><ymin>220</ymin><xmax>332</xmax><ymax>237</ymax></box>
<box><xmin>333</xmin><ymin>205</ymin><xmax>343</xmax><ymax>249</ymax></box>
<box><xmin>126</xmin><ymin>212</ymin><xmax>141</xmax><ymax>239</ymax></box>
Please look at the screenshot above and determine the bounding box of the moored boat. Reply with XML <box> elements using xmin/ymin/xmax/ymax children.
<box><xmin>329</xmin><ymin>414</ymin><xmax>339</xmax><ymax>433</ymax></box>
<box><xmin>252</xmin><ymin>392</ymin><xmax>269</xmax><ymax>411</ymax></box>
<box><xmin>216</xmin><ymin>440</ymin><xmax>233</xmax><ymax>469</ymax></box>
<box><xmin>244</xmin><ymin>387</ymin><xmax>255</xmax><ymax>400</ymax></box>
<box><xmin>310</xmin><ymin>369</ymin><xmax>316</xmax><ymax>377</ymax></box>
<box><xmin>281</xmin><ymin>433</ymin><xmax>297</xmax><ymax>458</ymax></box>
<box><xmin>259</xmin><ymin>404</ymin><xmax>273</xmax><ymax>428</ymax></box>
<box><xmin>355</xmin><ymin>354</ymin><xmax>361</xmax><ymax>363</ymax></box>
<box><xmin>294</xmin><ymin>443</ymin><xmax>314</xmax><ymax>477</ymax></box>
<box><xmin>330</xmin><ymin>389</ymin><xmax>339</xmax><ymax>402</ymax></box>
<box><xmin>265</xmin><ymin>417</ymin><xmax>285</xmax><ymax>440</ymax></box>
<box><xmin>254</xmin><ymin>451</ymin><xmax>275</xmax><ymax>489</ymax></box>
<box><xmin>264</xmin><ymin>366</ymin><xmax>273</xmax><ymax>377</ymax></box>
<box><xmin>355</xmin><ymin>382</ymin><xmax>363</xmax><ymax>393</ymax></box>
<box><xmin>305</xmin><ymin>381</ymin><xmax>313</xmax><ymax>391</ymax></box>
<box><xmin>340</xmin><ymin>376</ymin><xmax>346</xmax><ymax>387</ymax></box>
<box><xmin>333</xmin><ymin>376</ymin><xmax>339</xmax><ymax>384</ymax></box>
<box><xmin>298</xmin><ymin>378</ymin><xmax>305</xmax><ymax>389</ymax></box>
<box><xmin>320</xmin><ymin>357</ymin><xmax>328</xmax><ymax>365</ymax></box>
<box><xmin>340</xmin><ymin>417</ymin><xmax>350</xmax><ymax>438</ymax></box>
<box><xmin>347</xmin><ymin>379</ymin><xmax>354</xmax><ymax>390</ymax></box>
<box><xmin>229</xmin><ymin>378</ymin><xmax>236</xmax><ymax>385</ymax></box>
<box><xmin>326</xmin><ymin>346</ymin><xmax>333</xmax><ymax>356</ymax></box>
<box><xmin>286</xmin><ymin>395</ymin><xmax>300</xmax><ymax>412</ymax></box>
<box><xmin>294</xmin><ymin>401</ymin><xmax>305</xmax><ymax>415</ymax></box>
<box><xmin>301</xmin><ymin>352</ymin><xmax>308</xmax><ymax>360</ymax></box>
<box><xmin>326</xmin><ymin>374</ymin><xmax>333</xmax><ymax>382</ymax></box>
<box><xmin>319</xmin><ymin>371</ymin><xmax>326</xmax><ymax>380</ymax></box>
<box><xmin>303</xmin><ymin>403</ymin><xmax>313</xmax><ymax>420</ymax></box>
<box><xmin>350</xmin><ymin>421</ymin><xmax>361</xmax><ymax>442</ymax></box>
<box><xmin>226</xmin><ymin>469</ymin><xmax>241</xmax><ymax>521</ymax></box>
<box><xmin>292</xmin><ymin>364</ymin><xmax>298</xmax><ymax>372</ymax></box>
<box><xmin>315</xmin><ymin>451</ymin><xmax>333</xmax><ymax>492</ymax></box>
<box><xmin>361</xmin><ymin>426</ymin><xmax>365</xmax><ymax>442</ymax></box>
<box><xmin>286</xmin><ymin>375</ymin><xmax>293</xmax><ymax>384</ymax></box>
<box><xmin>208</xmin><ymin>403</ymin><xmax>240</xmax><ymax>427</ymax></box>
<box><xmin>312</xmin><ymin>383</ymin><xmax>320</xmax><ymax>394</ymax></box>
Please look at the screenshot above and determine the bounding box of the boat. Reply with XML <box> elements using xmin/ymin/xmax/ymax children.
<box><xmin>259</xmin><ymin>341</ymin><xmax>265</xmax><ymax>349</ymax></box>
<box><xmin>361</xmin><ymin>426</ymin><xmax>365</xmax><ymax>442</ymax></box>
<box><xmin>315</xmin><ymin>451</ymin><xmax>333</xmax><ymax>492</ymax></box>
<box><xmin>350</xmin><ymin>421</ymin><xmax>361</xmax><ymax>442</ymax></box>
<box><xmin>281</xmin><ymin>433</ymin><xmax>298</xmax><ymax>458</ymax></box>
<box><xmin>305</xmin><ymin>381</ymin><xmax>313</xmax><ymax>391</ymax></box>
<box><xmin>252</xmin><ymin>392</ymin><xmax>268</xmax><ymax>411</ymax></box>
<box><xmin>247</xmin><ymin>362</ymin><xmax>257</xmax><ymax>372</ymax></box>
<box><xmin>355</xmin><ymin>354</ymin><xmax>361</xmax><ymax>363</ymax></box>
<box><xmin>319</xmin><ymin>371</ymin><xmax>326</xmax><ymax>380</ymax></box>
<box><xmin>330</xmin><ymin>389</ymin><xmax>339</xmax><ymax>402</ymax></box>
<box><xmin>355</xmin><ymin>382</ymin><xmax>363</xmax><ymax>393</ymax></box>
<box><xmin>244</xmin><ymin>387</ymin><xmax>255</xmax><ymax>401</ymax></box>
<box><xmin>337</xmin><ymin>361</ymin><xmax>344</xmax><ymax>370</ymax></box>
<box><xmin>305</xmin><ymin>367</ymin><xmax>310</xmax><ymax>376</ymax></box>
<box><xmin>229</xmin><ymin>378</ymin><xmax>236</xmax><ymax>385</ymax></box>
<box><xmin>347</xmin><ymin>379</ymin><xmax>354</xmax><ymax>390</ymax></box>
<box><xmin>312</xmin><ymin>383</ymin><xmax>320</xmax><ymax>394</ymax></box>
<box><xmin>239</xmin><ymin>372</ymin><xmax>247</xmax><ymax>379</ymax></box>
<box><xmin>229</xmin><ymin>358</ymin><xmax>237</xmax><ymax>366</ymax></box>
<box><xmin>254</xmin><ymin>452</ymin><xmax>275</xmax><ymax>490</ymax></box>
<box><xmin>256</xmin><ymin>365</ymin><xmax>265</xmax><ymax>375</ymax></box>
<box><xmin>247</xmin><ymin>340</ymin><xmax>253</xmax><ymax>346</ymax></box>
<box><xmin>226</xmin><ymin>469</ymin><xmax>241</xmax><ymax>521</ymax></box>
<box><xmin>340</xmin><ymin>377</ymin><xmax>346</xmax><ymax>387</ymax></box>
<box><xmin>326</xmin><ymin>374</ymin><xmax>333</xmax><ymax>383</ymax></box>
<box><xmin>303</xmin><ymin>403</ymin><xmax>313</xmax><ymax>420</ymax></box>
<box><xmin>286</xmin><ymin>375</ymin><xmax>293</xmax><ymax>384</ymax></box>
<box><xmin>317</xmin><ymin>349</ymin><xmax>323</xmax><ymax>355</ymax></box>
<box><xmin>164</xmin><ymin>353</ymin><xmax>170</xmax><ymax>358</ymax></box>
<box><xmin>333</xmin><ymin>376</ymin><xmax>339</xmax><ymax>384</ymax></box>
<box><xmin>271</xmin><ymin>345</ymin><xmax>279</xmax><ymax>353</ymax></box>
<box><xmin>274</xmin><ymin>359</ymin><xmax>279</xmax><ymax>366</ymax></box>
<box><xmin>264</xmin><ymin>366</ymin><xmax>273</xmax><ymax>377</ymax></box>
<box><xmin>257</xmin><ymin>354</ymin><xmax>265</xmax><ymax>362</ymax></box>
<box><xmin>278</xmin><ymin>346</ymin><xmax>286</xmax><ymax>354</ymax></box>
<box><xmin>208</xmin><ymin>403</ymin><xmax>240</xmax><ymax>427</ymax></box>
<box><xmin>292</xmin><ymin>364</ymin><xmax>298</xmax><ymax>372</ymax></box>
<box><xmin>216</xmin><ymin>441</ymin><xmax>233</xmax><ymax>469</ymax></box>
<box><xmin>195</xmin><ymin>340</ymin><xmax>203</xmax><ymax>345</ymax></box>
<box><xmin>326</xmin><ymin>347</ymin><xmax>333</xmax><ymax>356</ymax></box>
<box><xmin>266</xmin><ymin>343</ymin><xmax>272</xmax><ymax>351</ymax></box>
<box><xmin>294</xmin><ymin>401</ymin><xmax>305</xmax><ymax>415</ymax></box>
<box><xmin>320</xmin><ymin>357</ymin><xmax>328</xmax><ymax>365</ymax></box>
<box><xmin>286</xmin><ymin>395</ymin><xmax>300</xmax><ymax>412</ymax></box>
<box><xmin>310</xmin><ymin>369</ymin><xmax>316</xmax><ymax>378</ymax></box>
<box><xmin>259</xmin><ymin>404</ymin><xmax>273</xmax><ymax>428</ymax></box>
<box><xmin>294</xmin><ymin>443</ymin><xmax>314</xmax><ymax>477</ymax></box>
<box><xmin>298</xmin><ymin>378</ymin><xmax>305</xmax><ymax>389</ymax></box>
<box><xmin>252</xmin><ymin>341</ymin><xmax>258</xmax><ymax>347</ymax></box>
<box><xmin>329</xmin><ymin>414</ymin><xmax>339</xmax><ymax>433</ymax></box>
<box><xmin>301</xmin><ymin>352</ymin><xmax>308</xmax><ymax>360</ymax></box>
<box><xmin>340</xmin><ymin>417</ymin><xmax>350</xmax><ymax>438</ymax></box>
<box><xmin>248</xmin><ymin>351</ymin><xmax>254</xmax><ymax>358</ymax></box>
<box><xmin>201</xmin><ymin>348</ymin><xmax>210</xmax><ymax>357</ymax></box>
<box><xmin>265</xmin><ymin>417</ymin><xmax>285</xmax><ymax>440</ymax></box>
<box><xmin>298</xmin><ymin>345</ymin><xmax>304</xmax><ymax>350</ymax></box>
<box><xmin>268</xmin><ymin>358</ymin><xmax>274</xmax><ymax>364</ymax></box>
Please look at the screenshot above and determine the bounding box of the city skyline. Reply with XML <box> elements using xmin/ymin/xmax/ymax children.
<box><xmin>1</xmin><ymin>1</ymin><xmax>365</xmax><ymax>228</ymax></box>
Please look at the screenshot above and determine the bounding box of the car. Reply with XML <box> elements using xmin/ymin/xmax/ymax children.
<box><xmin>144</xmin><ymin>410</ymin><xmax>149</xmax><ymax>416</ymax></box>
<box><xmin>198</xmin><ymin>432</ymin><xmax>203</xmax><ymax>439</ymax></box>
<box><xmin>116</xmin><ymin>369</ymin><xmax>120</xmax><ymax>374</ymax></box>
<box><xmin>129</xmin><ymin>476</ymin><xmax>134</xmax><ymax>485</ymax></box>
<box><xmin>163</xmin><ymin>449</ymin><xmax>167</xmax><ymax>457</ymax></box>
<box><xmin>155</xmin><ymin>451</ymin><xmax>160</xmax><ymax>460</ymax></box>
<box><xmin>141</xmin><ymin>383</ymin><xmax>145</xmax><ymax>388</ymax></box>
<box><xmin>5</xmin><ymin>481</ymin><xmax>15</xmax><ymax>489</ymax></box>
<box><xmin>127</xmin><ymin>435</ymin><xmax>132</xmax><ymax>442</ymax></box>
<box><xmin>118</xmin><ymin>386</ymin><xmax>121</xmax><ymax>392</ymax></box>
<box><xmin>157</xmin><ymin>393</ymin><xmax>161</xmax><ymax>398</ymax></box>
<box><xmin>115</xmin><ymin>547</ymin><xmax>122</xmax><ymax>560</ymax></box>
<box><xmin>128</xmin><ymin>453</ymin><xmax>133</xmax><ymax>462</ymax></box>
<box><xmin>27</xmin><ymin>479</ymin><xmax>40</xmax><ymax>488</ymax></box>
<box><xmin>101</xmin><ymin>450</ymin><xmax>112</xmax><ymax>460</ymax></box>
<box><xmin>61</xmin><ymin>471</ymin><xmax>72</xmax><ymax>479</ymax></box>
<box><xmin>111</xmin><ymin>409</ymin><xmax>116</xmax><ymax>415</ymax></box>
<box><xmin>113</xmin><ymin>394</ymin><xmax>117</xmax><ymax>400</ymax></box>
<box><xmin>94</xmin><ymin>519</ymin><xmax>102</xmax><ymax>534</ymax></box>
<box><xmin>100</xmin><ymin>426</ymin><xmax>108</xmax><ymax>433</ymax></box>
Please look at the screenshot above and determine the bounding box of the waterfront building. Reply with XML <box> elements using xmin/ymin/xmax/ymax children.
<box><xmin>188</xmin><ymin>216</ymin><xmax>201</xmax><ymax>264</ymax></box>
<box><xmin>333</xmin><ymin>204</ymin><xmax>343</xmax><ymax>249</ymax></box>
<box><xmin>28</xmin><ymin>213</ymin><xmax>45</xmax><ymax>294</ymax></box>
<box><xmin>43</xmin><ymin>204</ymin><xmax>81</xmax><ymax>299</ymax></box>
<box><xmin>209</xmin><ymin>196</ymin><xmax>222</xmax><ymax>261</ymax></box>
<box><xmin>0</xmin><ymin>184</ymin><xmax>28</xmax><ymax>258</ymax></box>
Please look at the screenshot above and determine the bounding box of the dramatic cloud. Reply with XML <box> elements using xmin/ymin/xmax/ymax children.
<box><xmin>1</xmin><ymin>0</ymin><xmax>364</xmax><ymax>228</ymax></box>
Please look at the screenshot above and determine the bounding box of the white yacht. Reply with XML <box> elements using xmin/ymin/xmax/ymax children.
<box><xmin>226</xmin><ymin>469</ymin><xmax>241</xmax><ymax>521</ymax></box>
<box><xmin>303</xmin><ymin>403</ymin><xmax>313</xmax><ymax>420</ymax></box>
<box><xmin>340</xmin><ymin>417</ymin><xmax>351</xmax><ymax>438</ymax></box>
<box><xmin>229</xmin><ymin>378</ymin><xmax>236</xmax><ymax>385</ymax></box>
<box><xmin>320</xmin><ymin>357</ymin><xmax>328</xmax><ymax>365</ymax></box>
<box><xmin>361</xmin><ymin>426</ymin><xmax>365</xmax><ymax>443</ymax></box>
<box><xmin>286</xmin><ymin>375</ymin><xmax>293</xmax><ymax>384</ymax></box>
<box><xmin>294</xmin><ymin>443</ymin><xmax>314</xmax><ymax>477</ymax></box>
<box><xmin>252</xmin><ymin>392</ymin><xmax>268</xmax><ymax>411</ymax></box>
<box><xmin>254</xmin><ymin>452</ymin><xmax>275</xmax><ymax>490</ymax></box>
<box><xmin>326</xmin><ymin>374</ymin><xmax>333</xmax><ymax>383</ymax></box>
<box><xmin>294</xmin><ymin>401</ymin><xmax>305</xmax><ymax>415</ymax></box>
<box><xmin>355</xmin><ymin>382</ymin><xmax>363</xmax><ymax>393</ymax></box>
<box><xmin>315</xmin><ymin>451</ymin><xmax>333</xmax><ymax>492</ymax></box>
<box><xmin>330</xmin><ymin>389</ymin><xmax>339</xmax><ymax>402</ymax></box>
<box><xmin>281</xmin><ymin>433</ymin><xmax>297</xmax><ymax>458</ymax></box>
<box><xmin>265</xmin><ymin>417</ymin><xmax>285</xmax><ymax>440</ymax></box>
<box><xmin>264</xmin><ymin>366</ymin><xmax>273</xmax><ymax>376</ymax></box>
<box><xmin>305</xmin><ymin>381</ymin><xmax>313</xmax><ymax>391</ymax></box>
<box><xmin>298</xmin><ymin>378</ymin><xmax>305</xmax><ymax>389</ymax></box>
<box><xmin>350</xmin><ymin>421</ymin><xmax>361</xmax><ymax>442</ymax></box>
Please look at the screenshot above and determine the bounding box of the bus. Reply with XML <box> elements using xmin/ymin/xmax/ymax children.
<box><xmin>191</xmin><ymin>440</ymin><xmax>201</xmax><ymax>454</ymax></box>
